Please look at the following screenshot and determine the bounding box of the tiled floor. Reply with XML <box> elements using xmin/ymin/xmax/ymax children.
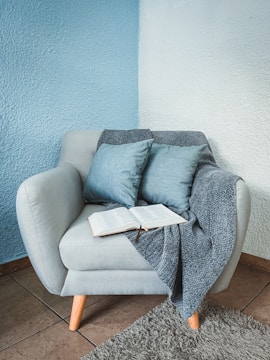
<box><xmin>0</xmin><ymin>263</ymin><xmax>270</xmax><ymax>360</ymax></box>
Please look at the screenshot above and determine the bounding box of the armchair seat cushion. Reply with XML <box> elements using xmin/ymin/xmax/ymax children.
<box><xmin>59</xmin><ymin>204</ymin><xmax>153</xmax><ymax>271</ymax></box>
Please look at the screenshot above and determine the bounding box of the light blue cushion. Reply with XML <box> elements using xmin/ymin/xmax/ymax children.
<box><xmin>83</xmin><ymin>139</ymin><xmax>154</xmax><ymax>208</ymax></box>
<box><xmin>140</xmin><ymin>143</ymin><xmax>205</xmax><ymax>210</ymax></box>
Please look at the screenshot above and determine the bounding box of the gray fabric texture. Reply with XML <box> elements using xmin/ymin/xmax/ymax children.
<box><xmin>97</xmin><ymin>128</ymin><xmax>152</xmax><ymax>148</ymax></box>
<box><xmin>81</xmin><ymin>299</ymin><xmax>270</xmax><ymax>360</ymax></box>
<box><xmin>98</xmin><ymin>129</ymin><xmax>239</xmax><ymax>320</ymax></box>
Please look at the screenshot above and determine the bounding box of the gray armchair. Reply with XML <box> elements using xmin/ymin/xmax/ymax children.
<box><xmin>16</xmin><ymin>130</ymin><xmax>251</xmax><ymax>330</ymax></box>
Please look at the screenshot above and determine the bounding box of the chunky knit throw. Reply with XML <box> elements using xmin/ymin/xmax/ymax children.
<box><xmin>98</xmin><ymin>129</ymin><xmax>239</xmax><ymax>319</ymax></box>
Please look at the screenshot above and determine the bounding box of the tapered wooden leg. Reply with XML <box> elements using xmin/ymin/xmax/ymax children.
<box><xmin>188</xmin><ymin>310</ymin><xmax>200</xmax><ymax>330</ymax></box>
<box><xmin>69</xmin><ymin>295</ymin><xmax>88</xmax><ymax>331</ymax></box>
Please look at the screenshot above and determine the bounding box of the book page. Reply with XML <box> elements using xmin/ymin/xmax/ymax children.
<box><xmin>129</xmin><ymin>204</ymin><xmax>187</xmax><ymax>230</ymax></box>
<box><xmin>88</xmin><ymin>207</ymin><xmax>140</xmax><ymax>236</ymax></box>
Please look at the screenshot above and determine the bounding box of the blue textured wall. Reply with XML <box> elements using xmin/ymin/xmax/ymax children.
<box><xmin>0</xmin><ymin>0</ymin><xmax>139</xmax><ymax>264</ymax></box>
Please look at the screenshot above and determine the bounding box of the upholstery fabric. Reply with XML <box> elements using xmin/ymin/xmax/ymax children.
<box><xmin>16</xmin><ymin>164</ymin><xmax>83</xmax><ymax>294</ymax></box>
<box><xmin>60</xmin><ymin>269</ymin><xmax>169</xmax><ymax>296</ymax></box>
<box><xmin>59</xmin><ymin>204</ymin><xmax>153</xmax><ymax>271</ymax></box>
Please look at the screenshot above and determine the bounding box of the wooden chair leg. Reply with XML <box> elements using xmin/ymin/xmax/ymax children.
<box><xmin>188</xmin><ymin>310</ymin><xmax>200</xmax><ymax>330</ymax></box>
<box><xmin>69</xmin><ymin>295</ymin><xmax>88</xmax><ymax>331</ymax></box>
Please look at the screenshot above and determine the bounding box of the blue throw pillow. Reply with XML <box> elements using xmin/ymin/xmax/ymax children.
<box><xmin>139</xmin><ymin>143</ymin><xmax>206</xmax><ymax>210</ymax></box>
<box><xmin>83</xmin><ymin>139</ymin><xmax>154</xmax><ymax>208</ymax></box>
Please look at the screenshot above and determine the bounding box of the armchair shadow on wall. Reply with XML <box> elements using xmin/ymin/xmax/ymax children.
<box><xmin>16</xmin><ymin>130</ymin><xmax>251</xmax><ymax>330</ymax></box>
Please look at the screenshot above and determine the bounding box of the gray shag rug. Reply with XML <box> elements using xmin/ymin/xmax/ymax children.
<box><xmin>81</xmin><ymin>299</ymin><xmax>270</xmax><ymax>360</ymax></box>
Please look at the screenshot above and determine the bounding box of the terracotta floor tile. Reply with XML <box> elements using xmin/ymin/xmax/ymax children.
<box><xmin>1</xmin><ymin>262</ymin><xmax>270</xmax><ymax>359</ymax></box>
<box><xmin>208</xmin><ymin>264</ymin><xmax>270</xmax><ymax>310</ymax></box>
<box><xmin>0</xmin><ymin>275</ymin><xmax>10</xmax><ymax>283</ymax></box>
<box><xmin>243</xmin><ymin>283</ymin><xmax>270</xmax><ymax>325</ymax></box>
<box><xmin>0</xmin><ymin>277</ymin><xmax>60</xmax><ymax>351</ymax></box>
<box><xmin>12</xmin><ymin>267</ymin><xmax>106</xmax><ymax>319</ymax></box>
<box><xmin>77</xmin><ymin>294</ymin><xmax>166</xmax><ymax>345</ymax></box>
<box><xmin>0</xmin><ymin>321</ymin><xmax>94</xmax><ymax>360</ymax></box>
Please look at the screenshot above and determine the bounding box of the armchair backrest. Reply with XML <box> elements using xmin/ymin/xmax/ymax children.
<box><xmin>58</xmin><ymin>130</ymin><xmax>102</xmax><ymax>183</ymax></box>
<box><xmin>58</xmin><ymin>129</ymin><xmax>211</xmax><ymax>184</ymax></box>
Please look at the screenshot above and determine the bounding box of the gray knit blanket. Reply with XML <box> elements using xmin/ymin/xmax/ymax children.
<box><xmin>98</xmin><ymin>129</ymin><xmax>239</xmax><ymax>320</ymax></box>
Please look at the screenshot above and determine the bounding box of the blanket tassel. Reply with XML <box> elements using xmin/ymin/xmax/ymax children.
<box><xmin>188</xmin><ymin>311</ymin><xmax>200</xmax><ymax>330</ymax></box>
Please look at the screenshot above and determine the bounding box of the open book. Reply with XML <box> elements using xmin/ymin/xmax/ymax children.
<box><xmin>88</xmin><ymin>204</ymin><xmax>187</xmax><ymax>237</ymax></box>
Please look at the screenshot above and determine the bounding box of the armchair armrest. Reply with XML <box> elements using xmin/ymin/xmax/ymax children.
<box><xmin>210</xmin><ymin>178</ymin><xmax>251</xmax><ymax>292</ymax></box>
<box><xmin>16</xmin><ymin>164</ymin><xmax>84</xmax><ymax>294</ymax></box>
<box><xmin>190</xmin><ymin>165</ymin><xmax>251</xmax><ymax>293</ymax></box>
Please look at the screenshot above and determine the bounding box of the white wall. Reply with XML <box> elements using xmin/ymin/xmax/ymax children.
<box><xmin>139</xmin><ymin>0</ymin><xmax>270</xmax><ymax>259</ymax></box>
